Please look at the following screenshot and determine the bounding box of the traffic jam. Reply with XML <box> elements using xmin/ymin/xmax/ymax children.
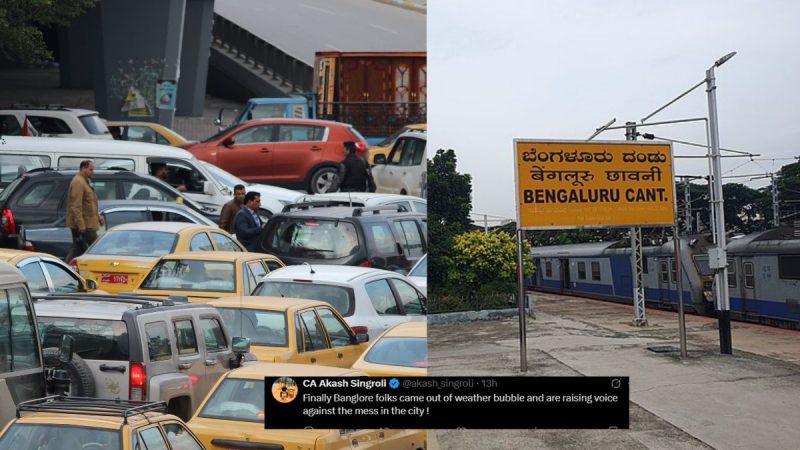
<box><xmin>0</xmin><ymin>101</ymin><xmax>428</xmax><ymax>448</ymax></box>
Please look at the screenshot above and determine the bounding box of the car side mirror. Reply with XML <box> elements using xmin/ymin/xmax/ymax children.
<box><xmin>85</xmin><ymin>279</ymin><xmax>98</xmax><ymax>291</ymax></box>
<box><xmin>223</xmin><ymin>137</ymin><xmax>235</xmax><ymax>148</ymax></box>
<box><xmin>355</xmin><ymin>332</ymin><xmax>369</xmax><ymax>344</ymax></box>
<box><xmin>58</xmin><ymin>335</ymin><xmax>75</xmax><ymax>363</ymax></box>
<box><xmin>232</xmin><ymin>336</ymin><xmax>251</xmax><ymax>354</ymax></box>
<box><xmin>373</xmin><ymin>154</ymin><xmax>386</xmax><ymax>165</ymax></box>
<box><xmin>202</xmin><ymin>180</ymin><xmax>214</xmax><ymax>195</ymax></box>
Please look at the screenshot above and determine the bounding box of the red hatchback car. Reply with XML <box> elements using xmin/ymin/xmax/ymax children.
<box><xmin>184</xmin><ymin>118</ymin><xmax>368</xmax><ymax>193</ymax></box>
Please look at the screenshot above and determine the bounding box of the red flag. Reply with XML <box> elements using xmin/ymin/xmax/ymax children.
<box><xmin>21</xmin><ymin>115</ymin><xmax>32</xmax><ymax>136</ymax></box>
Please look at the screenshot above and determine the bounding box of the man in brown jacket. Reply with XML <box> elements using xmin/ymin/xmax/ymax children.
<box><xmin>65</xmin><ymin>160</ymin><xmax>104</xmax><ymax>262</ymax></box>
<box><xmin>219</xmin><ymin>184</ymin><xmax>246</xmax><ymax>234</ymax></box>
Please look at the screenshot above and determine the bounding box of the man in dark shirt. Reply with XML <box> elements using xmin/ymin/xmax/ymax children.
<box><xmin>220</xmin><ymin>184</ymin><xmax>245</xmax><ymax>234</ymax></box>
<box><xmin>234</xmin><ymin>191</ymin><xmax>265</xmax><ymax>251</ymax></box>
<box><xmin>335</xmin><ymin>141</ymin><xmax>375</xmax><ymax>192</ymax></box>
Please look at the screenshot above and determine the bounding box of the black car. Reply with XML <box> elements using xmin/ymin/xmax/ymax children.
<box><xmin>0</xmin><ymin>168</ymin><xmax>219</xmax><ymax>249</ymax></box>
<box><xmin>20</xmin><ymin>199</ymin><xmax>218</xmax><ymax>259</ymax></box>
<box><xmin>257</xmin><ymin>205</ymin><xmax>427</xmax><ymax>272</ymax></box>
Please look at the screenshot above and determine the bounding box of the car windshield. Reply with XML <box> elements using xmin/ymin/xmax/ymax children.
<box><xmin>140</xmin><ymin>259</ymin><xmax>236</xmax><ymax>292</ymax></box>
<box><xmin>201</xmin><ymin>161</ymin><xmax>247</xmax><ymax>188</ymax></box>
<box><xmin>202</xmin><ymin>124</ymin><xmax>236</xmax><ymax>143</ymax></box>
<box><xmin>409</xmin><ymin>255</ymin><xmax>427</xmax><ymax>277</ymax></box>
<box><xmin>265</xmin><ymin>219</ymin><xmax>359</xmax><ymax>260</ymax></box>
<box><xmin>87</xmin><ymin>230</ymin><xmax>178</xmax><ymax>257</ymax></box>
<box><xmin>78</xmin><ymin>113</ymin><xmax>110</xmax><ymax>135</ymax></box>
<box><xmin>199</xmin><ymin>378</ymin><xmax>265</xmax><ymax>423</ymax></box>
<box><xmin>364</xmin><ymin>336</ymin><xmax>427</xmax><ymax>368</ymax></box>
<box><xmin>0</xmin><ymin>423</ymin><xmax>121</xmax><ymax>450</ymax></box>
<box><xmin>37</xmin><ymin>317</ymin><xmax>130</xmax><ymax>361</ymax></box>
<box><xmin>375</xmin><ymin>126</ymin><xmax>407</xmax><ymax>147</ymax></box>
<box><xmin>218</xmin><ymin>308</ymin><xmax>288</xmax><ymax>347</ymax></box>
<box><xmin>253</xmin><ymin>281</ymin><xmax>354</xmax><ymax>317</ymax></box>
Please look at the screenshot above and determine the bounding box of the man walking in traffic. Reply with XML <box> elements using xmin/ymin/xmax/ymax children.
<box><xmin>66</xmin><ymin>160</ymin><xmax>104</xmax><ymax>261</ymax></box>
<box><xmin>234</xmin><ymin>191</ymin><xmax>265</xmax><ymax>251</ymax></box>
<box><xmin>220</xmin><ymin>184</ymin><xmax>246</xmax><ymax>234</ymax></box>
<box><xmin>335</xmin><ymin>141</ymin><xmax>375</xmax><ymax>192</ymax></box>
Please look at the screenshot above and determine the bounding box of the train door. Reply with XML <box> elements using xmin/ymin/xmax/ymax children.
<box><xmin>560</xmin><ymin>259</ymin><xmax>571</xmax><ymax>290</ymax></box>
<box><xmin>739</xmin><ymin>258</ymin><xmax>756</xmax><ymax>315</ymax></box>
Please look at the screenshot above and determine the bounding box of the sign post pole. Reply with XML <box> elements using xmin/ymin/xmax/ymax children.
<box><xmin>516</xmin><ymin>228</ymin><xmax>528</xmax><ymax>373</ymax></box>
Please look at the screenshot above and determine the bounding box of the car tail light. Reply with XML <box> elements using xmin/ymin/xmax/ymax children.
<box><xmin>130</xmin><ymin>363</ymin><xmax>146</xmax><ymax>400</ymax></box>
<box><xmin>355</xmin><ymin>141</ymin><xmax>368</xmax><ymax>154</ymax></box>
<box><xmin>351</xmin><ymin>326</ymin><xmax>368</xmax><ymax>335</ymax></box>
<box><xmin>68</xmin><ymin>259</ymin><xmax>79</xmax><ymax>272</ymax></box>
<box><xmin>22</xmin><ymin>241</ymin><xmax>35</xmax><ymax>252</ymax></box>
<box><xmin>1</xmin><ymin>209</ymin><xmax>15</xmax><ymax>235</ymax></box>
<box><xmin>357</xmin><ymin>260</ymin><xmax>372</xmax><ymax>268</ymax></box>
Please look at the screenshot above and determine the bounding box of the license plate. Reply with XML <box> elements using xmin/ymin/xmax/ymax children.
<box><xmin>101</xmin><ymin>274</ymin><xmax>129</xmax><ymax>284</ymax></box>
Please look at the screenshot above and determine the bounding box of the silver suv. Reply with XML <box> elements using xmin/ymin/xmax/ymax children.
<box><xmin>33</xmin><ymin>294</ymin><xmax>237</xmax><ymax>420</ymax></box>
<box><xmin>0</xmin><ymin>105</ymin><xmax>111</xmax><ymax>139</ymax></box>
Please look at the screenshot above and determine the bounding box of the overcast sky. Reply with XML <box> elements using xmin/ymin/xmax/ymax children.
<box><xmin>429</xmin><ymin>0</ymin><xmax>800</xmax><ymax>221</ymax></box>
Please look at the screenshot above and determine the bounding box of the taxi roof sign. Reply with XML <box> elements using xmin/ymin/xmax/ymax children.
<box><xmin>514</xmin><ymin>139</ymin><xmax>676</xmax><ymax>229</ymax></box>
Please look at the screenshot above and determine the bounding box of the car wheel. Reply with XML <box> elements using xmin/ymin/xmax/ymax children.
<box><xmin>42</xmin><ymin>347</ymin><xmax>96</xmax><ymax>397</ymax></box>
<box><xmin>309</xmin><ymin>167</ymin><xmax>338</xmax><ymax>194</ymax></box>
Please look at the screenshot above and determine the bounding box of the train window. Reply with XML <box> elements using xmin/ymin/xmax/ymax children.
<box><xmin>545</xmin><ymin>261</ymin><xmax>552</xmax><ymax>278</ymax></box>
<box><xmin>660</xmin><ymin>261</ymin><xmax>669</xmax><ymax>284</ymax></box>
<box><xmin>670</xmin><ymin>259</ymin><xmax>677</xmax><ymax>283</ymax></box>
<box><xmin>577</xmin><ymin>262</ymin><xmax>586</xmax><ymax>280</ymax></box>
<box><xmin>727</xmin><ymin>259</ymin><xmax>736</xmax><ymax>287</ymax></box>
<box><xmin>743</xmin><ymin>262</ymin><xmax>754</xmax><ymax>288</ymax></box>
<box><xmin>591</xmin><ymin>262</ymin><xmax>601</xmax><ymax>281</ymax></box>
<box><xmin>779</xmin><ymin>255</ymin><xmax>800</xmax><ymax>279</ymax></box>
<box><xmin>642</xmin><ymin>257</ymin><xmax>649</xmax><ymax>274</ymax></box>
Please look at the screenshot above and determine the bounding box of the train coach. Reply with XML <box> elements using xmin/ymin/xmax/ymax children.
<box><xmin>530</xmin><ymin>227</ymin><xmax>800</xmax><ymax>329</ymax></box>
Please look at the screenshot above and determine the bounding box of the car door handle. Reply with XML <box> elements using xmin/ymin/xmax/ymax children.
<box><xmin>205</xmin><ymin>359</ymin><xmax>218</xmax><ymax>366</ymax></box>
<box><xmin>378</xmin><ymin>431</ymin><xmax>385</xmax><ymax>439</ymax></box>
<box><xmin>310</xmin><ymin>357</ymin><xmax>317</xmax><ymax>364</ymax></box>
<box><xmin>99</xmin><ymin>364</ymin><xmax>126</xmax><ymax>373</ymax></box>
<box><xmin>337</xmin><ymin>353</ymin><xmax>344</xmax><ymax>359</ymax></box>
<box><xmin>178</xmin><ymin>362</ymin><xmax>192</xmax><ymax>370</ymax></box>
<box><xmin>310</xmin><ymin>146</ymin><xmax>322</xmax><ymax>151</ymax></box>
<box><xmin>259</xmin><ymin>148</ymin><xmax>270</xmax><ymax>153</ymax></box>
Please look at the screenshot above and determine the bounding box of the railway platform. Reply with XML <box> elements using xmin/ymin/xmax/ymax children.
<box><xmin>429</xmin><ymin>292</ymin><xmax>800</xmax><ymax>449</ymax></box>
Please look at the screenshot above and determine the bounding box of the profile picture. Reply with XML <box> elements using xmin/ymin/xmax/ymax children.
<box><xmin>271</xmin><ymin>377</ymin><xmax>298</xmax><ymax>403</ymax></box>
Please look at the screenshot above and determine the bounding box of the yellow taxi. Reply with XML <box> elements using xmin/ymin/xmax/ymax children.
<box><xmin>0</xmin><ymin>249</ymin><xmax>99</xmax><ymax>294</ymax></box>
<box><xmin>368</xmin><ymin>123</ymin><xmax>426</xmax><ymax>165</ymax></box>
<box><xmin>0</xmin><ymin>396</ymin><xmax>205</xmax><ymax>450</ymax></box>
<box><xmin>207</xmin><ymin>296</ymin><xmax>369</xmax><ymax>368</ymax></box>
<box><xmin>106</xmin><ymin>121</ymin><xmax>190</xmax><ymax>146</ymax></box>
<box><xmin>133</xmin><ymin>251</ymin><xmax>284</xmax><ymax>301</ymax></box>
<box><xmin>188</xmin><ymin>362</ymin><xmax>427</xmax><ymax>450</ymax></box>
<box><xmin>72</xmin><ymin>222</ymin><xmax>244</xmax><ymax>293</ymax></box>
<box><xmin>351</xmin><ymin>322</ymin><xmax>427</xmax><ymax>377</ymax></box>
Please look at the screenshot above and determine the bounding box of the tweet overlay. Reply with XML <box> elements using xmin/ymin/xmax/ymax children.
<box><xmin>264</xmin><ymin>376</ymin><xmax>628</xmax><ymax>429</ymax></box>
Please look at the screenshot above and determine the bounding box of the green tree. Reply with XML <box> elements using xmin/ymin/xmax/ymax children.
<box><xmin>0</xmin><ymin>0</ymin><xmax>95</xmax><ymax>65</ymax></box>
<box><xmin>448</xmin><ymin>230</ymin><xmax>534</xmax><ymax>299</ymax></box>
<box><xmin>428</xmin><ymin>149</ymin><xmax>472</xmax><ymax>293</ymax></box>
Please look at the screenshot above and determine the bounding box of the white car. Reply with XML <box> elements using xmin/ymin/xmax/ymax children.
<box><xmin>200</xmin><ymin>160</ymin><xmax>303</xmax><ymax>217</ymax></box>
<box><xmin>254</xmin><ymin>265</ymin><xmax>426</xmax><ymax>339</ymax></box>
<box><xmin>407</xmin><ymin>254</ymin><xmax>427</xmax><ymax>296</ymax></box>
<box><xmin>293</xmin><ymin>192</ymin><xmax>427</xmax><ymax>214</ymax></box>
<box><xmin>0</xmin><ymin>106</ymin><xmax>112</xmax><ymax>139</ymax></box>
<box><xmin>371</xmin><ymin>129</ymin><xmax>426</xmax><ymax>198</ymax></box>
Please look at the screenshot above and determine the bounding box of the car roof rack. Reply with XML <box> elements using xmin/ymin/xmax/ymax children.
<box><xmin>352</xmin><ymin>205</ymin><xmax>406</xmax><ymax>216</ymax></box>
<box><xmin>17</xmin><ymin>396</ymin><xmax>167</xmax><ymax>423</ymax></box>
<box><xmin>23</xmin><ymin>167</ymin><xmax>56</xmax><ymax>175</ymax></box>
<box><xmin>33</xmin><ymin>293</ymin><xmax>170</xmax><ymax>308</ymax></box>
<box><xmin>8</xmin><ymin>104</ymin><xmax>68</xmax><ymax>111</ymax></box>
<box><xmin>282</xmin><ymin>201</ymin><xmax>348</xmax><ymax>212</ymax></box>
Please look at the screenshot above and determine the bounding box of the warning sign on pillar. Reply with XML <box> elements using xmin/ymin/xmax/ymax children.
<box><xmin>514</xmin><ymin>139</ymin><xmax>676</xmax><ymax>229</ymax></box>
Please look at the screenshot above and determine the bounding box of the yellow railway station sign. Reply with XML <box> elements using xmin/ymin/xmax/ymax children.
<box><xmin>514</xmin><ymin>139</ymin><xmax>676</xmax><ymax>229</ymax></box>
